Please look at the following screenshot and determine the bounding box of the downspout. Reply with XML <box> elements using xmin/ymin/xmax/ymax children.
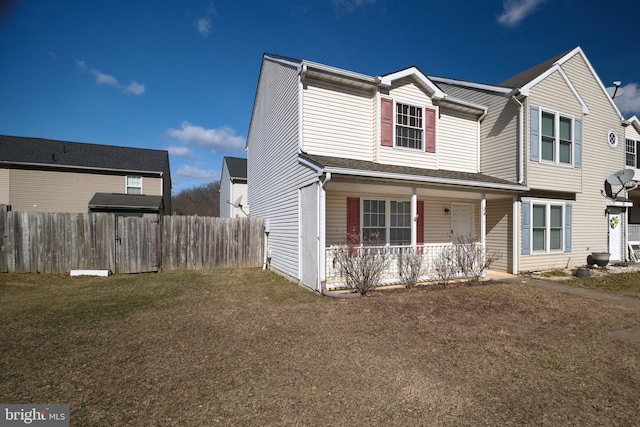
<box><xmin>510</xmin><ymin>94</ymin><xmax>525</xmax><ymax>185</ymax></box>
<box><xmin>298</xmin><ymin>64</ymin><xmax>307</xmax><ymax>153</ymax></box>
<box><xmin>318</xmin><ymin>172</ymin><xmax>331</xmax><ymax>294</ymax></box>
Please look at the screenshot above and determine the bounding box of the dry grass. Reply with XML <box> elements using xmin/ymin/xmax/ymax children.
<box><xmin>564</xmin><ymin>269</ymin><xmax>640</xmax><ymax>298</ymax></box>
<box><xmin>1</xmin><ymin>269</ymin><xmax>639</xmax><ymax>426</ymax></box>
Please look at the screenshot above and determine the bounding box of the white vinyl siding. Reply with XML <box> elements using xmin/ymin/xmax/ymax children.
<box><xmin>219</xmin><ymin>163</ymin><xmax>231</xmax><ymax>218</ymax></box>
<box><xmin>247</xmin><ymin>57</ymin><xmax>317</xmax><ymax>281</ymax></box>
<box><xmin>437</xmin><ymin>109</ymin><xmax>478</xmax><ymax>173</ymax></box>
<box><xmin>435</xmin><ymin>82</ymin><xmax>519</xmax><ymax>183</ymax></box>
<box><xmin>302</xmin><ymin>78</ymin><xmax>373</xmax><ymax>161</ymax></box>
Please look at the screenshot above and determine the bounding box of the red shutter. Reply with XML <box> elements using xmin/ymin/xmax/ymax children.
<box><xmin>346</xmin><ymin>197</ymin><xmax>360</xmax><ymax>244</ymax></box>
<box><xmin>425</xmin><ymin>107</ymin><xmax>436</xmax><ymax>153</ymax></box>
<box><xmin>417</xmin><ymin>201</ymin><xmax>424</xmax><ymax>246</ymax></box>
<box><xmin>381</xmin><ymin>98</ymin><xmax>393</xmax><ymax>147</ymax></box>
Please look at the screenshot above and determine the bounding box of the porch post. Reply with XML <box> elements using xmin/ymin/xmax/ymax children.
<box><xmin>411</xmin><ymin>188</ymin><xmax>417</xmax><ymax>247</ymax></box>
<box><xmin>512</xmin><ymin>196</ymin><xmax>519</xmax><ymax>274</ymax></box>
<box><xmin>481</xmin><ymin>193</ymin><xmax>487</xmax><ymax>278</ymax></box>
<box><xmin>481</xmin><ymin>193</ymin><xmax>486</xmax><ymax>247</ymax></box>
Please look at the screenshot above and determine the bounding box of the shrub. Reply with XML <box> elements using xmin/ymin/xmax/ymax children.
<box><xmin>331</xmin><ymin>232</ymin><xmax>390</xmax><ymax>295</ymax></box>
<box><xmin>398</xmin><ymin>247</ymin><xmax>424</xmax><ymax>288</ymax></box>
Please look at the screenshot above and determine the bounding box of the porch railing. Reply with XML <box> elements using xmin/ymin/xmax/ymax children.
<box><xmin>324</xmin><ymin>243</ymin><xmax>481</xmax><ymax>289</ymax></box>
<box><xmin>629</xmin><ymin>224</ymin><xmax>640</xmax><ymax>242</ymax></box>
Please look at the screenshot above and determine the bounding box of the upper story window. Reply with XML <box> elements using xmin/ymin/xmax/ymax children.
<box><xmin>530</xmin><ymin>106</ymin><xmax>581</xmax><ymax>168</ymax></box>
<box><xmin>381</xmin><ymin>97</ymin><xmax>436</xmax><ymax>153</ymax></box>
<box><xmin>540</xmin><ymin>110</ymin><xmax>572</xmax><ymax>165</ymax></box>
<box><xmin>396</xmin><ymin>103</ymin><xmax>423</xmax><ymax>150</ymax></box>
<box><xmin>126</xmin><ymin>175</ymin><xmax>142</xmax><ymax>194</ymax></box>
<box><xmin>626</xmin><ymin>138</ymin><xmax>637</xmax><ymax>168</ymax></box>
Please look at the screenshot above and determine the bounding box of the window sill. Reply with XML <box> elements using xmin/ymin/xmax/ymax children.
<box><xmin>537</xmin><ymin>160</ymin><xmax>574</xmax><ymax>168</ymax></box>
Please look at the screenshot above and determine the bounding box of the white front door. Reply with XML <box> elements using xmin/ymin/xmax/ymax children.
<box><xmin>451</xmin><ymin>203</ymin><xmax>473</xmax><ymax>240</ymax></box>
<box><xmin>609</xmin><ymin>213</ymin><xmax>622</xmax><ymax>261</ymax></box>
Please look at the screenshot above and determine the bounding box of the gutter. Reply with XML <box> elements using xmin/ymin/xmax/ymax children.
<box><xmin>0</xmin><ymin>161</ymin><xmax>163</xmax><ymax>177</ymax></box>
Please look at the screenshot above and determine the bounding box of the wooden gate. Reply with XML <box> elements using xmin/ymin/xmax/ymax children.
<box><xmin>115</xmin><ymin>216</ymin><xmax>160</xmax><ymax>274</ymax></box>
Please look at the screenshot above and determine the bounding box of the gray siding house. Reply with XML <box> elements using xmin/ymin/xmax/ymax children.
<box><xmin>0</xmin><ymin>135</ymin><xmax>171</xmax><ymax>215</ymax></box>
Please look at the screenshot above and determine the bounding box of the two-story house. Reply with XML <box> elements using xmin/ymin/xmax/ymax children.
<box><xmin>435</xmin><ymin>47</ymin><xmax>629</xmax><ymax>270</ymax></box>
<box><xmin>219</xmin><ymin>156</ymin><xmax>249</xmax><ymax>218</ymax></box>
<box><xmin>247</xmin><ymin>54</ymin><xmax>528</xmax><ymax>291</ymax></box>
<box><xmin>0</xmin><ymin>135</ymin><xmax>172</xmax><ymax>216</ymax></box>
<box><xmin>247</xmin><ymin>48</ymin><xmax>631</xmax><ymax>291</ymax></box>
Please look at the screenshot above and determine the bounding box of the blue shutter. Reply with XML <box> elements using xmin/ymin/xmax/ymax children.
<box><xmin>564</xmin><ymin>204</ymin><xmax>572</xmax><ymax>252</ymax></box>
<box><xmin>530</xmin><ymin>106</ymin><xmax>539</xmax><ymax>162</ymax></box>
<box><xmin>574</xmin><ymin>119</ymin><xmax>582</xmax><ymax>168</ymax></box>
<box><xmin>522</xmin><ymin>201</ymin><xmax>530</xmax><ymax>255</ymax></box>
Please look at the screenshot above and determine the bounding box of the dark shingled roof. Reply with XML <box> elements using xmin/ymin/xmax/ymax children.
<box><xmin>497</xmin><ymin>48</ymin><xmax>574</xmax><ymax>89</ymax></box>
<box><xmin>301</xmin><ymin>154</ymin><xmax>525</xmax><ymax>190</ymax></box>
<box><xmin>224</xmin><ymin>156</ymin><xmax>247</xmax><ymax>180</ymax></box>
<box><xmin>0</xmin><ymin>135</ymin><xmax>169</xmax><ymax>174</ymax></box>
<box><xmin>88</xmin><ymin>193</ymin><xmax>163</xmax><ymax>211</ymax></box>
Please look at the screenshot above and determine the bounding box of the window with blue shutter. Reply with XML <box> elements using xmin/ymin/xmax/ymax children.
<box><xmin>574</xmin><ymin>120</ymin><xmax>582</xmax><ymax>169</ymax></box>
<box><xmin>564</xmin><ymin>204</ymin><xmax>572</xmax><ymax>252</ymax></box>
<box><xmin>521</xmin><ymin>201</ymin><xmax>530</xmax><ymax>255</ymax></box>
<box><xmin>530</xmin><ymin>106</ymin><xmax>539</xmax><ymax>162</ymax></box>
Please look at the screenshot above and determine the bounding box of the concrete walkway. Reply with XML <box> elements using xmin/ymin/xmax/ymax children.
<box><xmin>486</xmin><ymin>270</ymin><xmax>640</xmax><ymax>309</ymax></box>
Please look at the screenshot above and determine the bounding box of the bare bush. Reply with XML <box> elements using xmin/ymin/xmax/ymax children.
<box><xmin>434</xmin><ymin>244</ymin><xmax>458</xmax><ymax>287</ymax></box>
<box><xmin>398</xmin><ymin>247</ymin><xmax>424</xmax><ymax>288</ymax></box>
<box><xmin>331</xmin><ymin>232</ymin><xmax>390</xmax><ymax>295</ymax></box>
<box><xmin>452</xmin><ymin>235</ymin><xmax>501</xmax><ymax>284</ymax></box>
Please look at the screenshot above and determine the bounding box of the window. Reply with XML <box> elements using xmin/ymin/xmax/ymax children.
<box><xmin>361</xmin><ymin>199</ymin><xmax>412</xmax><ymax>246</ymax></box>
<box><xmin>626</xmin><ymin>138</ymin><xmax>637</xmax><ymax>168</ymax></box>
<box><xmin>540</xmin><ymin>110</ymin><xmax>573</xmax><ymax>165</ymax></box>
<box><xmin>362</xmin><ymin>199</ymin><xmax>386</xmax><ymax>243</ymax></box>
<box><xmin>126</xmin><ymin>176</ymin><xmax>142</xmax><ymax>194</ymax></box>
<box><xmin>390</xmin><ymin>201</ymin><xmax>411</xmax><ymax>245</ymax></box>
<box><xmin>396</xmin><ymin>102</ymin><xmax>423</xmax><ymax>149</ymax></box>
<box><xmin>532</xmin><ymin>202</ymin><xmax>564</xmax><ymax>252</ymax></box>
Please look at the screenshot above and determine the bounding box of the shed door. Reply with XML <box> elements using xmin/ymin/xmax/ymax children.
<box><xmin>299</xmin><ymin>184</ymin><xmax>318</xmax><ymax>290</ymax></box>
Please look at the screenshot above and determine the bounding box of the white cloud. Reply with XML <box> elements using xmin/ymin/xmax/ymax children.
<box><xmin>166</xmin><ymin>146</ymin><xmax>194</xmax><ymax>158</ymax></box>
<box><xmin>614</xmin><ymin>83</ymin><xmax>640</xmax><ymax>115</ymax></box>
<box><xmin>166</xmin><ymin>121</ymin><xmax>245</xmax><ymax>152</ymax></box>
<box><xmin>332</xmin><ymin>0</ymin><xmax>375</xmax><ymax>13</ymax></box>
<box><xmin>75</xmin><ymin>59</ymin><xmax>145</xmax><ymax>95</ymax></box>
<box><xmin>497</xmin><ymin>0</ymin><xmax>546</xmax><ymax>27</ymax></box>
<box><xmin>125</xmin><ymin>81</ymin><xmax>145</xmax><ymax>95</ymax></box>
<box><xmin>196</xmin><ymin>17</ymin><xmax>211</xmax><ymax>37</ymax></box>
<box><xmin>177</xmin><ymin>165</ymin><xmax>219</xmax><ymax>180</ymax></box>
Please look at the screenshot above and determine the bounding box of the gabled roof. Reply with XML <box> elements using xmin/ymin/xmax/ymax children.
<box><xmin>497</xmin><ymin>49</ymin><xmax>573</xmax><ymax>89</ymax></box>
<box><xmin>300</xmin><ymin>154</ymin><xmax>527</xmax><ymax>192</ymax></box>
<box><xmin>88</xmin><ymin>193</ymin><xmax>164</xmax><ymax>212</ymax></box>
<box><xmin>379</xmin><ymin>67</ymin><xmax>445</xmax><ymax>99</ymax></box>
<box><xmin>223</xmin><ymin>156</ymin><xmax>247</xmax><ymax>181</ymax></box>
<box><xmin>0</xmin><ymin>135</ymin><xmax>169</xmax><ymax>175</ymax></box>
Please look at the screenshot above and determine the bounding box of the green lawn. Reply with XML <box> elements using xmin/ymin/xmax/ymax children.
<box><xmin>1</xmin><ymin>269</ymin><xmax>639</xmax><ymax>426</ymax></box>
<box><xmin>564</xmin><ymin>269</ymin><xmax>640</xmax><ymax>298</ymax></box>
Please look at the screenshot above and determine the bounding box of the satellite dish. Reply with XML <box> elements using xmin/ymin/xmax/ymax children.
<box><xmin>232</xmin><ymin>195</ymin><xmax>243</xmax><ymax>208</ymax></box>
<box><xmin>606</xmin><ymin>169</ymin><xmax>635</xmax><ymax>186</ymax></box>
<box><xmin>607</xmin><ymin>81</ymin><xmax>625</xmax><ymax>99</ymax></box>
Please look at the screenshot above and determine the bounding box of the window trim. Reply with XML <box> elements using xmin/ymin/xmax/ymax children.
<box><xmin>530</xmin><ymin>201</ymin><xmax>566</xmax><ymax>254</ymax></box>
<box><xmin>538</xmin><ymin>108</ymin><xmax>575</xmax><ymax>166</ymax></box>
<box><xmin>361</xmin><ymin>197</ymin><xmax>412</xmax><ymax>246</ymax></box>
<box><xmin>626</xmin><ymin>138</ymin><xmax>638</xmax><ymax>168</ymax></box>
<box><xmin>394</xmin><ymin>101</ymin><xmax>425</xmax><ymax>151</ymax></box>
<box><xmin>126</xmin><ymin>175</ymin><xmax>143</xmax><ymax>194</ymax></box>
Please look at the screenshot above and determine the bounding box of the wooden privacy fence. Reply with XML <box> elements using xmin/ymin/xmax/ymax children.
<box><xmin>0</xmin><ymin>205</ymin><xmax>264</xmax><ymax>274</ymax></box>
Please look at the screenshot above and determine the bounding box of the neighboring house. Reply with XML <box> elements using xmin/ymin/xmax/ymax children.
<box><xmin>624</xmin><ymin>116</ymin><xmax>640</xmax><ymax>253</ymax></box>
<box><xmin>0</xmin><ymin>135</ymin><xmax>171</xmax><ymax>215</ymax></box>
<box><xmin>220</xmin><ymin>156</ymin><xmax>249</xmax><ymax>218</ymax></box>
<box><xmin>247</xmin><ymin>54</ymin><xmax>528</xmax><ymax>291</ymax></box>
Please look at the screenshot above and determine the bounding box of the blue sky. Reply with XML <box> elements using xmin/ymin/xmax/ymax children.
<box><xmin>1</xmin><ymin>0</ymin><xmax>639</xmax><ymax>193</ymax></box>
